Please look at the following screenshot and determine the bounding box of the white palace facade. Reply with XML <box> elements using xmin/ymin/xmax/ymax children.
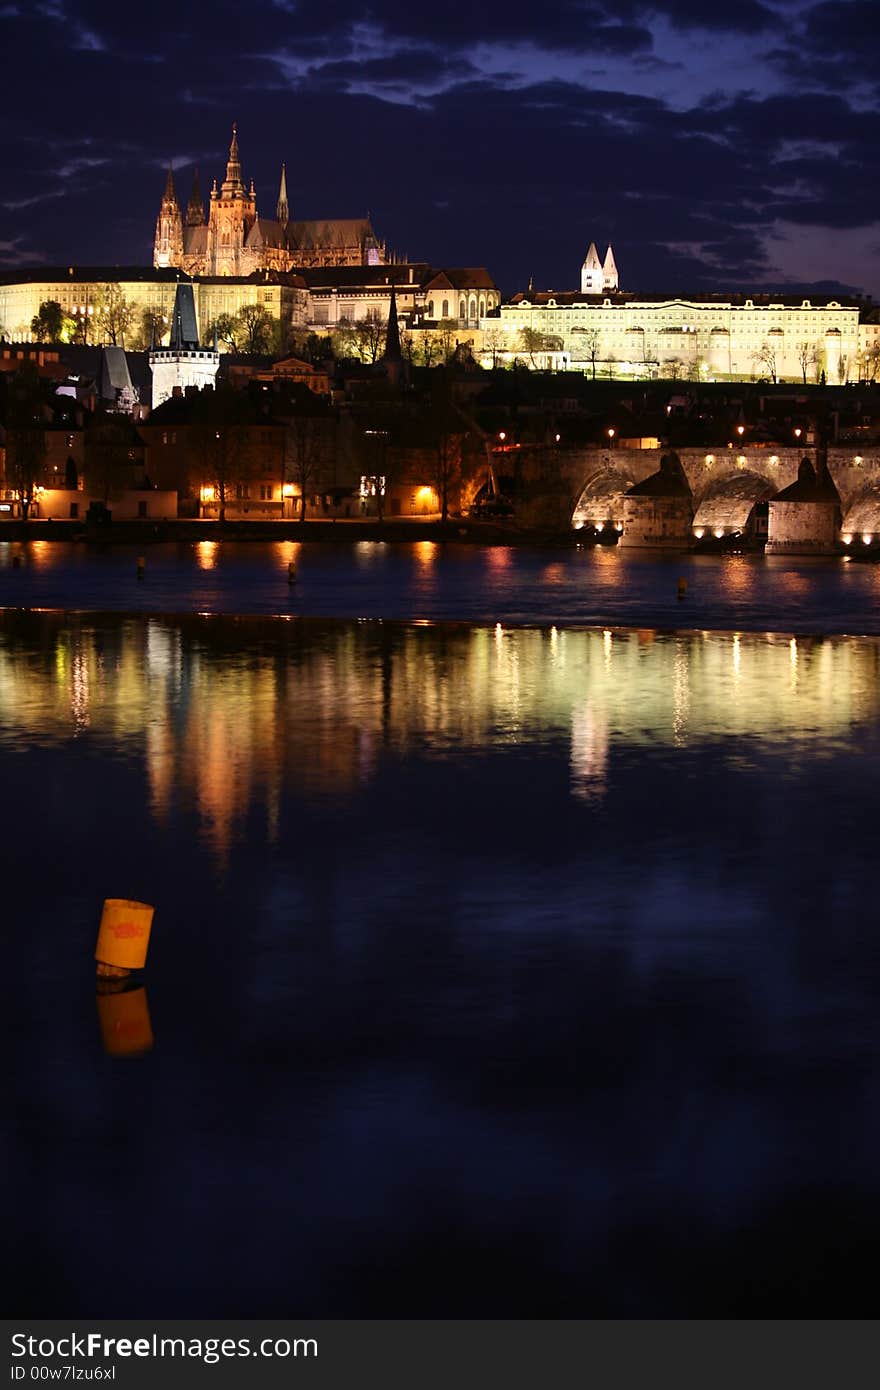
<box><xmin>490</xmin><ymin>243</ymin><xmax>866</xmax><ymax>383</ymax></box>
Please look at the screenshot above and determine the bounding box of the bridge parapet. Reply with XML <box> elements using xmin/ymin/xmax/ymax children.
<box><xmin>565</xmin><ymin>446</ymin><xmax>880</xmax><ymax>522</ymax></box>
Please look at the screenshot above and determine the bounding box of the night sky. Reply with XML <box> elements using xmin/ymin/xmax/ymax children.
<box><xmin>1</xmin><ymin>0</ymin><xmax>878</xmax><ymax>297</ymax></box>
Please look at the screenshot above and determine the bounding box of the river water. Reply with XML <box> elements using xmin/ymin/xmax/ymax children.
<box><xmin>3</xmin><ymin>537</ymin><xmax>880</xmax><ymax>631</ymax></box>
<box><xmin>4</xmin><ymin>542</ymin><xmax>879</xmax><ymax>1316</ymax></box>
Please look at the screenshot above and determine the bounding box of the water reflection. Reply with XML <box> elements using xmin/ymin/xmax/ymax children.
<box><xmin>6</xmin><ymin>609</ymin><xmax>880</xmax><ymax>1316</ymax></box>
<box><xmin>2</xmin><ymin>613</ymin><xmax>880</xmax><ymax>863</ymax></box>
<box><xmin>96</xmin><ymin>984</ymin><xmax>154</xmax><ymax>1057</ymax></box>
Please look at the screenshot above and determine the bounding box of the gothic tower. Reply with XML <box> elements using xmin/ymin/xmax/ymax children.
<box><xmin>580</xmin><ymin>241</ymin><xmax>603</xmax><ymax>294</ymax></box>
<box><xmin>206</xmin><ymin>123</ymin><xmax>257</xmax><ymax>276</ymax></box>
<box><xmin>153</xmin><ymin>165</ymin><xmax>184</xmax><ymax>269</ymax></box>
<box><xmin>276</xmin><ymin>162</ymin><xmax>289</xmax><ymax>226</ymax></box>
<box><xmin>185</xmin><ymin>167</ymin><xmax>205</xmax><ymax>227</ymax></box>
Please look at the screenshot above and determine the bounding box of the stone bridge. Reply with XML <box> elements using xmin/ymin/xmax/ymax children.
<box><xmin>526</xmin><ymin>445</ymin><xmax>880</xmax><ymax>536</ymax></box>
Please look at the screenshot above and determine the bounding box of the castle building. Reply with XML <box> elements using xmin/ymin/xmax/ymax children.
<box><xmin>483</xmin><ymin>244</ymin><xmax>864</xmax><ymax>382</ymax></box>
<box><xmin>154</xmin><ymin>125</ymin><xmax>388</xmax><ymax>277</ymax></box>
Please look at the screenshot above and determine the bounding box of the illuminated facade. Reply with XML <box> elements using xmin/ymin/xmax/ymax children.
<box><xmin>491</xmin><ymin>285</ymin><xmax>863</xmax><ymax>383</ymax></box>
<box><xmin>154</xmin><ymin>125</ymin><xmax>388</xmax><ymax>277</ymax></box>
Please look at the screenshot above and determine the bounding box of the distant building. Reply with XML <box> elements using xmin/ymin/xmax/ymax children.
<box><xmin>493</xmin><ymin>280</ymin><xmax>863</xmax><ymax>384</ymax></box>
<box><xmin>154</xmin><ymin>125</ymin><xmax>389</xmax><ymax>276</ymax></box>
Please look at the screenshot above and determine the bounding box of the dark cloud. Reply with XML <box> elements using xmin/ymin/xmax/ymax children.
<box><xmin>0</xmin><ymin>1</ymin><xmax>876</xmax><ymax>295</ymax></box>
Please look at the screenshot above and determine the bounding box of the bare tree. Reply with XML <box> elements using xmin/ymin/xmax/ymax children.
<box><xmin>663</xmin><ymin>357</ymin><xmax>684</xmax><ymax>381</ymax></box>
<box><xmin>573</xmin><ymin>326</ymin><xmax>601</xmax><ymax>379</ymax></box>
<box><xmin>191</xmin><ymin>386</ymin><xmax>256</xmax><ymax>524</ymax></box>
<box><xmin>286</xmin><ymin>408</ymin><xmax>330</xmax><ymax>522</ymax></box>
<box><xmin>860</xmin><ymin>341</ymin><xmax>880</xmax><ymax>383</ymax></box>
<box><xmin>428</xmin><ymin>367</ymin><xmax>462</xmax><ymax>522</ymax></box>
<box><xmin>753</xmin><ymin>340</ymin><xmax>779</xmax><ymax>384</ymax></box>
<box><xmin>519</xmin><ymin>327</ymin><xmax>563</xmax><ymax>368</ymax></box>
<box><xmin>482</xmin><ymin>326</ymin><xmax>507</xmax><ymax>369</ymax></box>
<box><xmin>436</xmin><ymin>319</ymin><xmax>458</xmax><ymax>362</ymax></box>
<box><xmin>795</xmin><ymin>340</ymin><xmax>818</xmax><ymax>386</ymax></box>
<box><xmin>353</xmin><ymin>310</ymin><xmax>387</xmax><ymax>364</ymax></box>
<box><xmin>95</xmin><ymin>284</ymin><xmax>135</xmax><ymax>346</ymax></box>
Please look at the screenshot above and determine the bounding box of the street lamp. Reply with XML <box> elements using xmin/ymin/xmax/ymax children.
<box><xmin>736</xmin><ymin>424</ymin><xmax>745</xmax><ymax>437</ymax></box>
<box><xmin>607</xmin><ymin>428</ymin><xmax>615</xmax><ymax>445</ymax></box>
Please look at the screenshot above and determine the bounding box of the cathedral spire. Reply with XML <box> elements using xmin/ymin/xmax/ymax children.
<box><xmin>222</xmin><ymin>121</ymin><xmax>244</xmax><ymax>194</ymax></box>
<box><xmin>154</xmin><ymin>162</ymin><xmax>183</xmax><ymax>269</ymax></box>
<box><xmin>186</xmin><ymin>166</ymin><xmax>205</xmax><ymax>226</ymax></box>
<box><xmin>276</xmin><ymin>162</ymin><xmax>289</xmax><ymax>225</ymax></box>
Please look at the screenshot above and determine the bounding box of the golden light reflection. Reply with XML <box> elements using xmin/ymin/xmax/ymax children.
<box><xmin>27</xmin><ymin>540</ymin><xmax>52</xmax><ymax>569</ymax></box>
<box><xmin>721</xmin><ymin>556</ymin><xmax>752</xmax><ymax>595</ymax></box>
<box><xmin>277</xmin><ymin>540</ymin><xmax>301</xmax><ymax>568</ymax></box>
<box><xmin>487</xmin><ymin>548</ymin><xmax>512</xmax><ymax>570</ymax></box>
<box><xmin>4</xmin><ymin>617</ymin><xmax>880</xmax><ymax>857</ymax></box>
<box><xmin>672</xmin><ymin>639</ymin><xmax>690</xmax><ymax>746</ymax></box>
<box><xmin>196</xmin><ymin>540</ymin><xmax>218</xmax><ymax>570</ymax></box>
<box><xmin>414</xmin><ymin>541</ymin><xmax>438</xmax><ymax>571</ymax></box>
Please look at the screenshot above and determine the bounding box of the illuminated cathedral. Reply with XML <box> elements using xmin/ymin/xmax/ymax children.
<box><xmin>153</xmin><ymin>124</ymin><xmax>388</xmax><ymax>277</ymax></box>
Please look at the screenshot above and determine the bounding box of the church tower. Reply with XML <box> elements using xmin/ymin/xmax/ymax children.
<box><xmin>153</xmin><ymin>165</ymin><xmax>184</xmax><ymax>269</ymax></box>
<box><xmin>276</xmin><ymin>163</ymin><xmax>289</xmax><ymax>226</ymax></box>
<box><xmin>580</xmin><ymin>241</ymin><xmax>603</xmax><ymax>294</ymax></box>
<box><xmin>185</xmin><ymin>167</ymin><xmax>205</xmax><ymax>227</ymax></box>
<box><xmin>206</xmin><ymin>123</ymin><xmax>257</xmax><ymax>276</ymax></box>
<box><xmin>602</xmin><ymin>244</ymin><xmax>619</xmax><ymax>291</ymax></box>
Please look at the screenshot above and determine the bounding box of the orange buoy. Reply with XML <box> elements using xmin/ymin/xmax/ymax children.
<box><xmin>95</xmin><ymin>898</ymin><xmax>154</xmax><ymax>976</ymax></box>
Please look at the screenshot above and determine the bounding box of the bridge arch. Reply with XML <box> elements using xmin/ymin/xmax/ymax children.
<box><xmin>692</xmin><ymin>470</ymin><xmax>776</xmax><ymax>542</ymax></box>
<box><xmin>841</xmin><ymin>483</ymin><xmax>880</xmax><ymax>545</ymax></box>
<box><xmin>572</xmin><ymin>465</ymin><xmax>636</xmax><ymax>530</ymax></box>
